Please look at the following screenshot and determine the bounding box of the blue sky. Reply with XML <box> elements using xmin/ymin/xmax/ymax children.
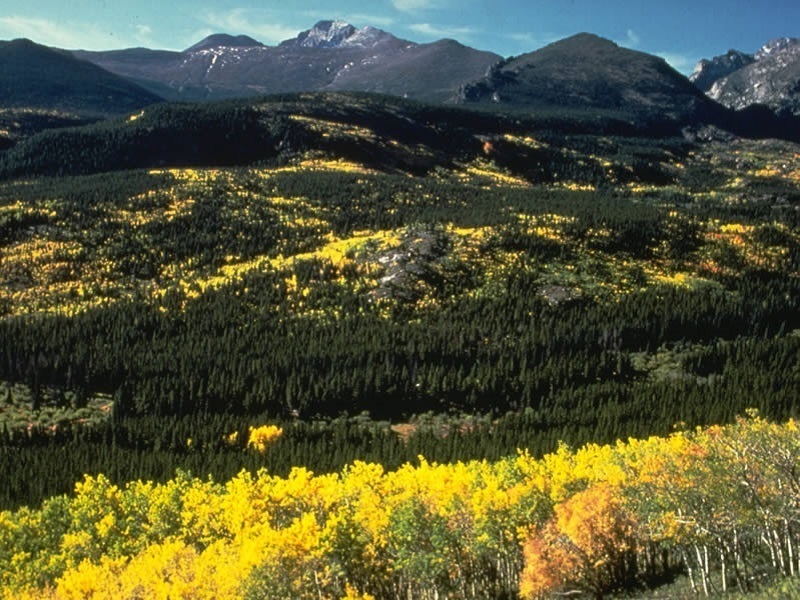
<box><xmin>0</xmin><ymin>0</ymin><xmax>798</xmax><ymax>74</ymax></box>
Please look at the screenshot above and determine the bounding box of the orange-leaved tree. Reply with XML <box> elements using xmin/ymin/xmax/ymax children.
<box><xmin>520</xmin><ymin>482</ymin><xmax>638</xmax><ymax>599</ymax></box>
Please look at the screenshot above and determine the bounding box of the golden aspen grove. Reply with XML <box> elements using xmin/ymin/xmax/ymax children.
<box><xmin>0</xmin><ymin>414</ymin><xmax>798</xmax><ymax>598</ymax></box>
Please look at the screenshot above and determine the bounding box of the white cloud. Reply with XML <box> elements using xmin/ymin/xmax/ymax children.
<box><xmin>134</xmin><ymin>24</ymin><xmax>154</xmax><ymax>46</ymax></box>
<box><xmin>409</xmin><ymin>22</ymin><xmax>476</xmax><ymax>39</ymax></box>
<box><xmin>656</xmin><ymin>51</ymin><xmax>699</xmax><ymax>75</ymax></box>
<box><xmin>199</xmin><ymin>9</ymin><xmax>301</xmax><ymax>45</ymax></box>
<box><xmin>301</xmin><ymin>11</ymin><xmax>395</xmax><ymax>28</ymax></box>
<box><xmin>346</xmin><ymin>14</ymin><xmax>396</xmax><ymax>28</ymax></box>
<box><xmin>507</xmin><ymin>32</ymin><xmax>563</xmax><ymax>50</ymax></box>
<box><xmin>0</xmin><ymin>15</ymin><xmax>114</xmax><ymax>49</ymax></box>
<box><xmin>618</xmin><ymin>29</ymin><xmax>640</xmax><ymax>48</ymax></box>
<box><xmin>392</xmin><ymin>0</ymin><xmax>444</xmax><ymax>13</ymax></box>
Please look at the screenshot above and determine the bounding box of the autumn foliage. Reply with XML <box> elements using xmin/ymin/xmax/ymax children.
<box><xmin>520</xmin><ymin>483</ymin><xmax>638</xmax><ymax>598</ymax></box>
<box><xmin>245</xmin><ymin>424</ymin><xmax>283</xmax><ymax>454</ymax></box>
<box><xmin>0</xmin><ymin>413</ymin><xmax>798</xmax><ymax>598</ymax></box>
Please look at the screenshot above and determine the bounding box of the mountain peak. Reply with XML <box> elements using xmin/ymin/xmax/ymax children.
<box><xmin>756</xmin><ymin>37</ymin><xmax>800</xmax><ymax>61</ymax></box>
<box><xmin>702</xmin><ymin>36</ymin><xmax>800</xmax><ymax>116</ymax></box>
<box><xmin>185</xmin><ymin>34</ymin><xmax>264</xmax><ymax>53</ymax></box>
<box><xmin>0</xmin><ymin>37</ymin><xmax>161</xmax><ymax>115</ymax></box>
<box><xmin>280</xmin><ymin>20</ymin><xmax>396</xmax><ymax>49</ymax></box>
<box><xmin>690</xmin><ymin>49</ymin><xmax>755</xmax><ymax>92</ymax></box>
<box><xmin>5</xmin><ymin>38</ymin><xmax>38</xmax><ymax>49</ymax></box>
<box><xmin>458</xmin><ymin>31</ymin><xmax>715</xmax><ymax>128</ymax></box>
<box><xmin>552</xmin><ymin>32</ymin><xmax>620</xmax><ymax>51</ymax></box>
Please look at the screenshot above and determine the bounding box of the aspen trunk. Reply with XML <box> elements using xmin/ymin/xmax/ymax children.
<box><xmin>772</xmin><ymin>527</ymin><xmax>786</xmax><ymax>575</ymax></box>
<box><xmin>681</xmin><ymin>548</ymin><xmax>697</xmax><ymax>594</ymax></box>
<box><xmin>763</xmin><ymin>531</ymin><xmax>778</xmax><ymax>570</ymax></box>
<box><xmin>694</xmin><ymin>544</ymin><xmax>709</xmax><ymax>596</ymax></box>
<box><xmin>785</xmin><ymin>519</ymin><xmax>795</xmax><ymax>577</ymax></box>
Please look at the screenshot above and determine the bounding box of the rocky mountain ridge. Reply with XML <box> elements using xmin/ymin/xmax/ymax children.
<box><xmin>3</xmin><ymin>21</ymin><xmax>800</xmax><ymax>138</ymax></box>
<box><xmin>690</xmin><ymin>50</ymin><xmax>755</xmax><ymax>92</ymax></box>
<box><xmin>279</xmin><ymin>20</ymin><xmax>393</xmax><ymax>49</ymax></box>
<box><xmin>692</xmin><ymin>37</ymin><xmax>800</xmax><ymax>116</ymax></box>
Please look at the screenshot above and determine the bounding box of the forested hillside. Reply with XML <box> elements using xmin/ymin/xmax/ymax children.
<box><xmin>1</xmin><ymin>93</ymin><xmax>800</xmax><ymax>597</ymax></box>
<box><xmin>0</xmin><ymin>92</ymin><xmax>696</xmax><ymax>178</ymax></box>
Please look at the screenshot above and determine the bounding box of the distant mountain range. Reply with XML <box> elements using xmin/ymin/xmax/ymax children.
<box><xmin>72</xmin><ymin>20</ymin><xmax>501</xmax><ymax>104</ymax></box>
<box><xmin>691</xmin><ymin>37</ymin><xmax>800</xmax><ymax>116</ymax></box>
<box><xmin>2</xmin><ymin>20</ymin><xmax>800</xmax><ymax>138</ymax></box>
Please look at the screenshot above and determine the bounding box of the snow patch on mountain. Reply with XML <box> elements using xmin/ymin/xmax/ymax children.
<box><xmin>281</xmin><ymin>21</ymin><xmax>396</xmax><ymax>49</ymax></box>
<box><xmin>756</xmin><ymin>38</ymin><xmax>799</xmax><ymax>61</ymax></box>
